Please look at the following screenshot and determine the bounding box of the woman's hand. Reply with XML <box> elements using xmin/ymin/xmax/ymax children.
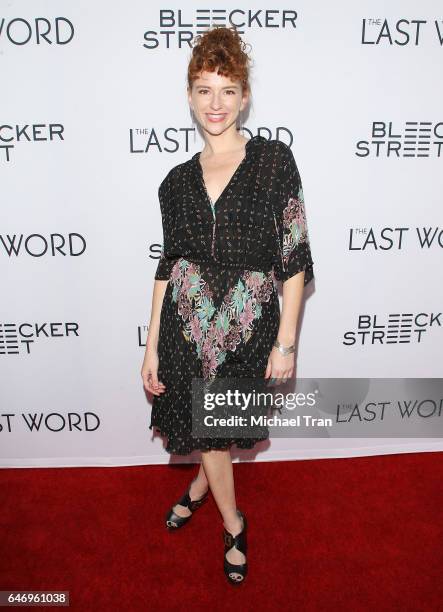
<box><xmin>264</xmin><ymin>346</ymin><xmax>295</xmax><ymax>384</ymax></box>
<box><xmin>141</xmin><ymin>349</ymin><xmax>166</xmax><ymax>396</ymax></box>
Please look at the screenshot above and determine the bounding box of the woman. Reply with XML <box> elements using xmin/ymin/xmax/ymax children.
<box><xmin>141</xmin><ymin>26</ymin><xmax>314</xmax><ymax>585</ymax></box>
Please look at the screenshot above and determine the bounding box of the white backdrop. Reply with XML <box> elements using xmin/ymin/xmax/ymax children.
<box><xmin>1</xmin><ymin>0</ymin><xmax>442</xmax><ymax>467</ymax></box>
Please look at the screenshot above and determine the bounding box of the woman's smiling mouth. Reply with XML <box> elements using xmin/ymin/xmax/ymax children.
<box><xmin>206</xmin><ymin>113</ymin><xmax>227</xmax><ymax>122</ymax></box>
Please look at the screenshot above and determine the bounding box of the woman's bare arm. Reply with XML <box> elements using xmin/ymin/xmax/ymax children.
<box><xmin>146</xmin><ymin>279</ymin><xmax>168</xmax><ymax>351</ymax></box>
<box><xmin>141</xmin><ymin>279</ymin><xmax>169</xmax><ymax>395</ymax></box>
<box><xmin>265</xmin><ymin>270</ymin><xmax>305</xmax><ymax>382</ymax></box>
<box><xmin>278</xmin><ymin>270</ymin><xmax>305</xmax><ymax>345</ymax></box>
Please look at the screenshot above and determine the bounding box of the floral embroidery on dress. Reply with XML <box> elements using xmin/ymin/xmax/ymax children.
<box><xmin>169</xmin><ymin>258</ymin><xmax>276</xmax><ymax>381</ymax></box>
<box><xmin>282</xmin><ymin>186</ymin><xmax>309</xmax><ymax>267</ymax></box>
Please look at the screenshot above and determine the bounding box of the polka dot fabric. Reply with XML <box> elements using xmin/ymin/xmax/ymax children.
<box><xmin>149</xmin><ymin>135</ymin><xmax>314</xmax><ymax>455</ymax></box>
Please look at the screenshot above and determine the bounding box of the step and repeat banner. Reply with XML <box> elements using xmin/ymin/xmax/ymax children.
<box><xmin>1</xmin><ymin>1</ymin><xmax>442</xmax><ymax>467</ymax></box>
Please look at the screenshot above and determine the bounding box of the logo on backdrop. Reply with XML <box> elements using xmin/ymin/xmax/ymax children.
<box><xmin>0</xmin><ymin>17</ymin><xmax>74</xmax><ymax>45</ymax></box>
<box><xmin>355</xmin><ymin>121</ymin><xmax>443</xmax><ymax>157</ymax></box>
<box><xmin>0</xmin><ymin>412</ymin><xmax>100</xmax><ymax>433</ymax></box>
<box><xmin>130</xmin><ymin>127</ymin><xmax>295</xmax><ymax>154</ymax></box>
<box><xmin>0</xmin><ymin>123</ymin><xmax>65</xmax><ymax>162</ymax></box>
<box><xmin>0</xmin><ymin>233</ymin><xmax>86</xmax><ymax>256</ymax></box>
<box><xmin>138</xmin><ymin>324</ymin><xmax>149</xmax><ymax>347</ymax></box>
<box><xmin>149</xmin><ymin>242</ymin><xmax>162</xmax><ymax>260</ymax></box>
<box><xmin>0</xmin><ymin>323</ymin><xmax>79</xmax><ymax>355</ymax></box>
<box><xmin>348</xmin><ymin>227</ymin><xmax>443</xmax><ymax>250</ymax></box>
<box><xmin>143</xmin><ymin>10</ymin><xmax>299</xmax><ymax>48</ymax></box>
<box><xmin>361</xmin><ymin>18</ymin><xmax>443</xmax><ymax>46</ymax></box>
<box><xmin>343</xmin><ymin>313</ymin><xmax>441</xmax><ymax>345</ymax></box>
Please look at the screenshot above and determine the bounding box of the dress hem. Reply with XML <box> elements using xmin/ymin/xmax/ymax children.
<box><xmin>148</xmin><ymin>423</ymin><xmax>268</xmax><ymax>456</ymax></box>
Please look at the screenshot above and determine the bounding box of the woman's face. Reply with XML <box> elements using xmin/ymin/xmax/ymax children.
<box><xmin>188</xmin><ymin>69</ymin><xmax>248</xmax><ymax>137</ymax></box>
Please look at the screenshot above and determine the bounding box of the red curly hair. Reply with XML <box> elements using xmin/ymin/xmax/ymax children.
<box><xmin>187</xmin><ymin>26</ymin><xmax>252</xmax><ymax>94</ymax></box>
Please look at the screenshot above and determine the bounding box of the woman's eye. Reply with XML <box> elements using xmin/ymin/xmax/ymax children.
<box><xmin>197</xmin><ymin>89</ymin><xmax>235</xmax><ymax>95</ymax></box>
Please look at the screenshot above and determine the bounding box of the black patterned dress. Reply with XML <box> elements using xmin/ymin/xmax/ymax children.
<box><xmin>149</xmin><ymin>134</ymin><xmax>314</xmax><ymax>455</ymax></box>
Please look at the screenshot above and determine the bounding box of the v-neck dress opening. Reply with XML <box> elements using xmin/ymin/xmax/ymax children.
<box><xmin>193</xmin><ymin>134</ymin><xmax>259</xmax><ymax>208</ymax></box>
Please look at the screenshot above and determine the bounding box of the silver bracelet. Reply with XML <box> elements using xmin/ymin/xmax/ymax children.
<box><xmin>273</xmin><ymin>339</ymin><xmax>296</xmax><ymax>355</ymax></box>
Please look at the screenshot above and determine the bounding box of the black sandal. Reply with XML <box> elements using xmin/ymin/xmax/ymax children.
<box><xmin>223</xmin><ymin>509</ymin><xmax>248</xmax><ymax>585</ymax></box>
<box><xmin>165</xmin><ymin>477</ymin><xmax>209</xmax><ymax>530</ymax></box>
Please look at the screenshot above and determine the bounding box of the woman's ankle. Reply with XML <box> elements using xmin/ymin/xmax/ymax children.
<box><xmin>189</xmin><ymin>476</ymin><xmax>208</xmax><ymax>499</ymax></box>
<box><xmin>223</xmin><ymin>511</ymin><xmax>243</xmax><ymax>535</ymax></box>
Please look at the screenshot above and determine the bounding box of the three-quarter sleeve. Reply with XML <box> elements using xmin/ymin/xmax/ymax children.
<box><xmin>272</xmin><ymin>143</ymin><xmax>314</xmax><ymax>285</ymax></box>
<box><xmin>154</xmin><ymin>170</ymin><xmax>178</xmax><ymax>281</ymax></box>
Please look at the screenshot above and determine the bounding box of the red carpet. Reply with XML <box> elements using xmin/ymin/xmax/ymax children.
<box><xmin>1</xmin><ymin>452</ymin><xmax>442</xmax><ymax>611</ymax></box>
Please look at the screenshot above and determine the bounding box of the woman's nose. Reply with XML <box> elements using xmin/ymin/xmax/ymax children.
<box><xmin>210</xmin><ymin>96</ymin><xmax>223</xmax><ymax>110</ymax></box>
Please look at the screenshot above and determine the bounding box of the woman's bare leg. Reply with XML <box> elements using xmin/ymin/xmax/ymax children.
<box><xmin>201</xmin><ymin>448</ymin><xmax>245</xmax><ymax>576</ymax></box>
<box><xmin>172</xmin><ymin>462</ymin><xmax>209</xmax><ymax>518</ymax></box>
